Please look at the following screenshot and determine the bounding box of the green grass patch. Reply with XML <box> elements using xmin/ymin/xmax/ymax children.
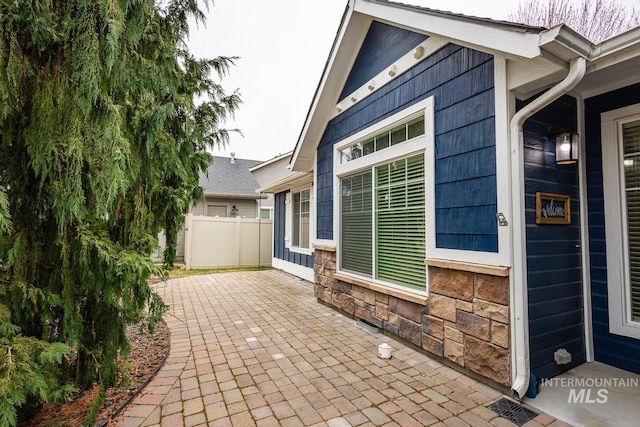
<box><xmin>164</xmin><ymin>266</ymin><xmax>272</xmax><ymax>278</ymax></box>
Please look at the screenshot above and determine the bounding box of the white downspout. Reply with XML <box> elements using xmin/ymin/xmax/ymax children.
<box><xmin>509</xmin><ymin>57</ymin><xmax>586</xmax><ymax>398</ymax></box>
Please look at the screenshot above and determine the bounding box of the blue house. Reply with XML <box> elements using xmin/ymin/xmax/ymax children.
<box><xmin>267</xmin><ymin>0</ymin><xmax>640</xmax><ymax>399</ymax></box>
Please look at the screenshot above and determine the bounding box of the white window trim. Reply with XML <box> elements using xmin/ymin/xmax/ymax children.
<box><xmin>285</xmin><ymin>185</ymin><xmax>314</xmax><ymax>256</ymax></box>
<box><xmin>259</xmin><ymin>207</ymin><xmax>273</xmax><ymax>220</ymax></box>
<box><xmin>334</xmin><ymin>97</ymin><xmax>433</xmax><ymax>295</ymax></box>
<box><xmin>601</xmin><ymin>103</ymin><xmax>640</xmax><ymax>340</ymax></box>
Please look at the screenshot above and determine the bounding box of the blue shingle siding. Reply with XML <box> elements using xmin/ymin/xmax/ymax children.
<box><xmin>273</xmin><ymin>192</ymin><xmax>314</xmax><ymax>268</ymax></box>
<box><xmin>339</xmin><ymin>21</ymin><xmax>428</xmax><ymax>101</ymax></box>
<box><xmin>316</xmin><ymin>42</ymin><xmax>497</xmax><ymax>252</ymax></box>
<box><xmin>585</xmin><ymin>83</ymin><xmax>640</xmax><ymax>374</ymax></box>
<box><xmin>520</xmin><ymin>95</ymin><xmax>586</xmax><ymax>379</ymax></box>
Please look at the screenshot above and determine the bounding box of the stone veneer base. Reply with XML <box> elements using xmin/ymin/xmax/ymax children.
<box><xmin>314</xmin><ymin>247</ymin><xmax>510</xmax><ymax>386</ymax></box>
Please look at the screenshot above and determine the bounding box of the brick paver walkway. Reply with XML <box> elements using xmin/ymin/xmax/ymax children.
<box><xmin>117</xmin><ymin>270</ymin><xmax>566</xmax><ymax>427</ymax></box>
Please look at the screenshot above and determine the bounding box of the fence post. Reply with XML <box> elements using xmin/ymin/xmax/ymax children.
<box><xmin>184</xmin><ymin>213</ymin><xmax>193</xmax><ymax>270</ymax></box>
<box><xmin>234</xmin><ymin>216</ymin><xmax>242</xmax><ymax>268</ymax></box>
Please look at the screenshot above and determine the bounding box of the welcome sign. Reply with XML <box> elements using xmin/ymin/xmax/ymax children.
<box><xmin>536</xmin><ymin>192</ymin><xmax>571</xmax><ymax>224</ymax></box>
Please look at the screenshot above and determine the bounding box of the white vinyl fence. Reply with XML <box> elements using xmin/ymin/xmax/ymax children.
<box><xmin>183</xmin><ymin>214</ymin><xmax>272</xmax><ymax>270</ymax></box>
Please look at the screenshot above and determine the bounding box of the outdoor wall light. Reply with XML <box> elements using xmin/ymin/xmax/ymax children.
<box><xmin>555</xmin><ymin>133</ymin><xmax>579</xmax><ymax>165</ymax></box>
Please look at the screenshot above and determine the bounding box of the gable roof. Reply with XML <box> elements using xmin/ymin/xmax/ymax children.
<box><xmin>200</xmin><ymin>155</ymin><xmax>262</xmax><ymax>198</ymax></box>
<box><xmin>288</xmin><ymin>0</ymin><xmax>599</xmax><ymax>172</ymax></box>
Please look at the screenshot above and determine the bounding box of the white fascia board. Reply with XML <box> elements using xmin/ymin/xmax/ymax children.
<box><xmin>587</xmin><ymin>29</ymin><xmax>640</xmax><ymax>72</ymax></box>
<box><xmin>354</xmin><ymin>0</ymin><xmax>542</xmax><ymax>59</ymax></box>
<box><xmin>594</xmin><ymin>26</ymin><xmax>640</xmax><ymax>58</ymax></box>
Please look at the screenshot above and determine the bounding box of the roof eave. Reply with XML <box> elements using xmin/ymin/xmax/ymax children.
<box><xmin>256</xmin><ymin>172</ymin><xmax>314</xmax><ymax>194</ymax></box>
<box><xmin>290</xmin><ymin>0</ymin><xmax>547</xmax><ymax>172</ymax></box>
<box><xmin>359</xmin><ymin>0</ymin><xmax>544</xmax><ymax>58</ymax></box>
<box><xmin>203</xmin><ymin>193</ymin><xmax>267</xmax><ymax>200</ymax></box>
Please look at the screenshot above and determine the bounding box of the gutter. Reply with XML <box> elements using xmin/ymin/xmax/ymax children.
<box><xmin>508</xmin><ymin>56</ymin><xmax>586</xmax><ymax>398</ymax></box>
<box><xmin>203</xmin><ymin>193</ymin><xmax>268</xmax><ymax>200</ymax></box>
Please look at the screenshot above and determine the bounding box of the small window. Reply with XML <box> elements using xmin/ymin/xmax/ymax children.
<box><xmin>207</xmin><ymin>205</ymin><xmax>227</xmax><ymax>217</ymax></box>
<box><xmin>339</xmin><ymin>114</ymin><xmax>425</xmax><ymax>164</ymax></box>
<box><xmin>260</xmin><ymin>208</ymin><xmax>272</xmax><ymax>220</ymax></box>
<box><xmin>292</xmin><ymin>189</ymin><xmax>310</xmax><ymax>249</ymax></box>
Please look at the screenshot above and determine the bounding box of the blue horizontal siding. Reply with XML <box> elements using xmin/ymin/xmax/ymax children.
<box><xmin>273</xmin><ymin>192</ymin><xmax>314</xmax><ymax>269</ymax></box>
<box><xmin>436</xmin><ymin>205</ymin><xmax>497</xmax><ymax>234</ymax></box>
<box><xmin>435</xmin><ymin>117</ymin><xmax>495</xmax><ymax>158</ymax></box>
<box><xmin>316</xmin><ymin>40</ymin><xmax>497</xmax><ymax>252</ymax></box>
<box><xmin>435</xmin><ymin>176</ymin><xmax>496</xmax><ymax>208</ymax></box>
<box><xmin>585</xmin><ymin>83</ymin><xmax>640</xmax><ymax>374</ymax></box>
<box><xmin>521</xmin><ymin>94</ymin><xmax>585</xmax><ymax>379</ymax></box>
<box><xmin>435</xmin><ymin>145</ymin><xmax>496</xmax><ymax>184</ymax></box>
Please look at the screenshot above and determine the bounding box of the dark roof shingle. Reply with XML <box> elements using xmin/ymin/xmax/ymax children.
<box><xmin>200</xmin><ymin>156</ymin><xmax>262</xmax><ymax>196</ymax></box>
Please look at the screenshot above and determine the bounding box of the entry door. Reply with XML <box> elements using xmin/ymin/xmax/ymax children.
<box><xmin>523</xmin><ymin>117</ymin><xmax>586</xmax><ymax>380</ymax></box>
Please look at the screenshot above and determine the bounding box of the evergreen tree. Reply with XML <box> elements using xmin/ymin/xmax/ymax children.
<box><xmin>0</xmin><ymin>0</ymin><xmax>239</xmax><ymax>423</ymax></box>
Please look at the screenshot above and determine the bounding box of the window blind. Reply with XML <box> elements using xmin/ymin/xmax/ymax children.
<box><xmin>375</xmin><ymin>155</ymin><xmax>426</xmax><ymax>291</ymax></box>
<box><xmin>292</xmin><ymin>189</ymin><xmax>310</xmax><ymax>249</ymax></box>
<box><xmin>623</xmin><ymin>120</ymin><xmax>640</xmax><ymax>321</ymax></box>
<box><xmin>341</xmin><ymin>172</ymin><xmax>373</xmax><ymax>275</ymax></box>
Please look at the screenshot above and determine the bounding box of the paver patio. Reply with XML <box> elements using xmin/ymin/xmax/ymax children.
<box><xmin>117</xmin><ymin>270</ymin><xmax>566</xmax><ymax>427</ymax></box>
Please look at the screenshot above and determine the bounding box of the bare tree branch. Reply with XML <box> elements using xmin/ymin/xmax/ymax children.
<box><xmin>509</xmin><ymin>0</ymin><xmax>640</xmax><ymax>43</ymax></box>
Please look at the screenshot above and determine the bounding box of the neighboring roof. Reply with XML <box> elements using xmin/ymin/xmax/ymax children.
<box><xmin>200</xmin><ymin>155</ymin><xmax>262</xmax><ymax>198</ymax></box>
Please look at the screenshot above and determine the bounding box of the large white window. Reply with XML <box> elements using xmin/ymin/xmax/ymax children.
<box><xmin>335</xmin><ymin>98</ymin><xmax>432</xmax><ymax>293</ymax></box>
<box><xmin>602</xmin><ymin>104</ymin><xmax>640</xmax><ymax>339</ymax></box>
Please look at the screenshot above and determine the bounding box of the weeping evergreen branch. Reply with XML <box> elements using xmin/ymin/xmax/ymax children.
<box><xmin>0</xmin><ymin>0</ymin><xmax>240</xmax><ymax>424</ymax></box>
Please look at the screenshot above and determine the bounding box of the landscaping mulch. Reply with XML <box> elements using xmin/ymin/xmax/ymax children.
<box><xmin>23</xmin><ymin>320</ymin><xmax>170</xmax><ymax>426</ymax></box>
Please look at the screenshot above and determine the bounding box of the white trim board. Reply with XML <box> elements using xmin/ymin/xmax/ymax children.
<box><xmin>333</xmin><ymin>37</ymin><xmax>448</xmax><ymax>118</ymax></box>
<box><xmin>272</xmin><ymin>258</ymin><xmax>315</xmax><ymax>283</ymax></box>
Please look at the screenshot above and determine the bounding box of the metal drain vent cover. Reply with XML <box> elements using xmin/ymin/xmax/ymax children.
<box><xmin>487</xmin><ymin>398</ymin><xmax>539</xmax><ymax>426</ymax></box>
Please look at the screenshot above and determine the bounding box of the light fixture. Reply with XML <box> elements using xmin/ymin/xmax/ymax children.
<box><xmin>555</xmin><ymin>133</ymin><xmax>579</xmax><ymax>165</ymax></box>
<box><xmin>231</xmin><ymin>205</ymin><xmax>239</xmax><ymax>216</ymax></box>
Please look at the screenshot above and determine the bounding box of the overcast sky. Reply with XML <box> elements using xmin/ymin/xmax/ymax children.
<box><xmin>187</xmin><ymin>0</ymin><xmax>639</xmax><ymax>162</ymax></box>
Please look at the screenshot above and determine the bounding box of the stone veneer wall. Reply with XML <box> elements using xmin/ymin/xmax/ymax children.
<box><xmin>314</xmin><ymin>247</ymin><xmax>510</xmax><ymax>386</ymax></box>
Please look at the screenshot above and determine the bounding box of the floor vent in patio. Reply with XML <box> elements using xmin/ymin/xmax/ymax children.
<box><xmin>487</xmin><ymin>397</ymin><xmax>539</xmax><ymax>426</ymax></box>
<box><xmin>356</xmin><ymin>319</ymin><xmax>380</xmax><ymax>333</ymax></box>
